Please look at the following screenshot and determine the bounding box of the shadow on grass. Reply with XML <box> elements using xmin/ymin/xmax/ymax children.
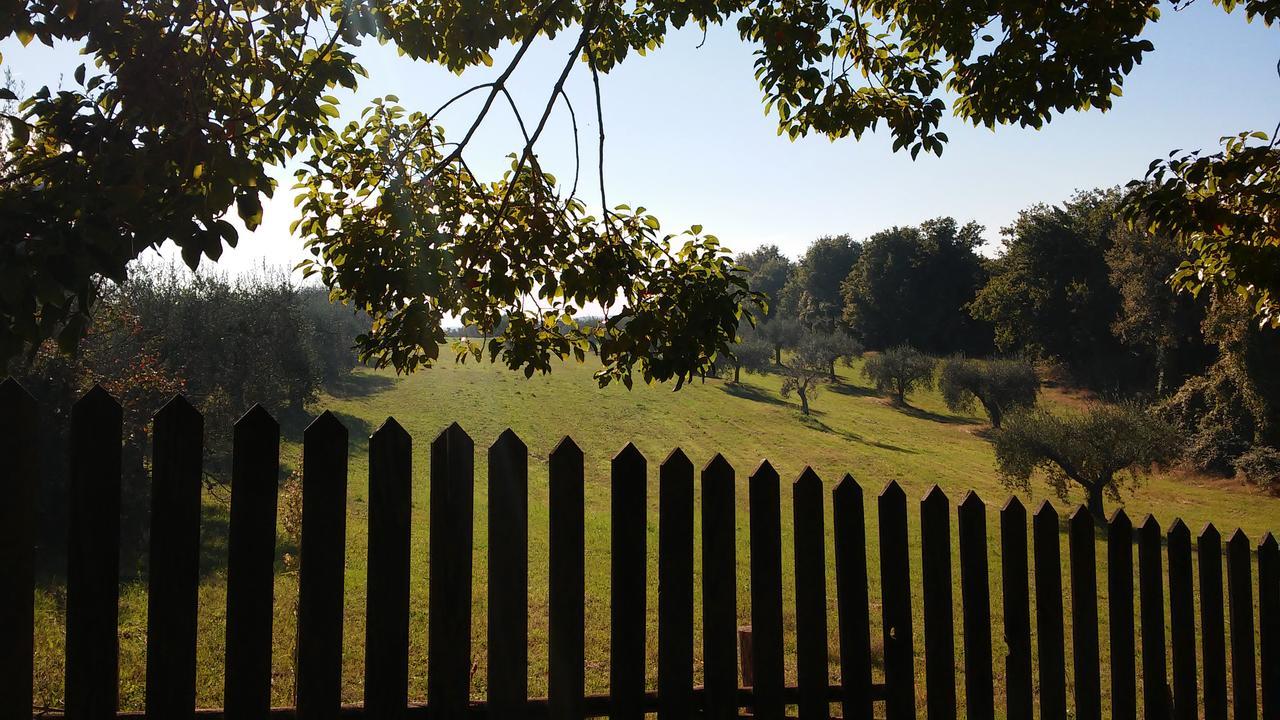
<box><xmin>719</xmin><ymin>381</ymin><xmax>790</xmax><ymax>408</ymax></box>
<box><xmin>895</xmin><ymin>403</ymin><xmax>980</xmax><ymax>426</ymax></box>
<box><xmin>797</xmin><ymin>413</ymin><xmax>917</xmax><ymax>454</ymax></box>
<box><xmin>324</xmin><ymin>371</ymin><xmax>397</xmax><ymax>399</ymax></box>
<box><xmin>827</xmin><ymin>381</ymin><xmax>879</xmax><ymax>398</ymax></box>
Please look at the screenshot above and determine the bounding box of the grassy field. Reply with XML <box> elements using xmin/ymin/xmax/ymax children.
<box><xmin>31</xmin><ymin>354</ymin><xmax>1280</xmax><ymax>714</ymax></box>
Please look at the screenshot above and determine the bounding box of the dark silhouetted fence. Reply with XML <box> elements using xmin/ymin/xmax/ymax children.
<box><xmin>1</xmin><ymin>380</ymin><xmax>1278</xmax><ymax>719</ymax></box>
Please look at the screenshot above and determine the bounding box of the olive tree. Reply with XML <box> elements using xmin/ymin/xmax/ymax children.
<box><xmin>993</xmin><ymin>403</ymin><xmax>1179</xmax><ymax>525</ymax></box>
<box><xmin>939</xmin><ymin>357</ymin><xmax>1039</xmax><ymax>427</ymax></box>
<box><xmin>862</xmin><ymin>345</ymin><xmax>935</xmax><ymax>406</ymax></box>
<box><xmin>816</xmin><ymin>329</ymin><xmax>863</xmax><ymax>379</ymax></box>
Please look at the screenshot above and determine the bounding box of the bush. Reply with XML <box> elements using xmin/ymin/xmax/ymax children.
<box><xmin>939</xmin><ymin>357</ymin><xmax>1039</xmax><ymax>427</ymax></box>
<box><xmin>862</xmin><ymin>345</ymin><xmax>935</xmax><ymax>405</ymax></box>
<box><xmin>1184</xmin><ymin>425</ymin><xmax>1251</xmax><ymax>476</ymax></box>
<box><xmin>1233</xmin><ymin>446</ymin><xmax>1280</xmax><ymax>494</ymax></box>
<box><xmin>994</xmin><ymin>402</ymin><xmax>1179</xmax><ymax>524</ymax></box>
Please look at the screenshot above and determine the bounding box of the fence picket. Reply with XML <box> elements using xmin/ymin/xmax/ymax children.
<box><xmin>66</xmin><ymin>386</ymin><xmax>123</xmax><ymax>719</ymax></box>
<box><xmin>1105</xmin><ymin>510</ymin><xmax>1136</xmax><ymax>720</ymax></box>
<box><xmin>610</xmin><ymin>443</ymin><xmax>648</xmax><ymax>720</ymax></box>
<box><xmin>1032</xmin><ymin>501</ymin><xmax>1066</xmax><ymax>720</ymax></box>
<box><xmin>549</xmin><ymin>438</ymin><xmax>586</xmax><ymax>720</ymax></box>
<box><xmin>1226</xmin><ymin>530</ymin><xmax>1257</xmax><ymax>720</ymax></box>
<box><xmin>364</xmin><ymin>419</ymin><xmax>412</xmax><ymax>719</ymax></box>
<box><xmin>428</xmin><ymin>423</ymin><xmax>475</xmax><ymax>718</ymax></box>
<box><xmin>1168</xmin><ymin>519</ymin><xmax>1198</xmax><ymax>720</ymax></box>
<box><xmin>833</xmin><ymin>475</ymin><xmax>873</xmax><ymax>720</ymax></box>
<box><xmin>296</xmin><ymin>412</ymin><xmax>349</xmax><ymax>720</ymax></box>
<box><xmin>0</xmin><ymin>379</ymin><xmax>37</xmax><ymax>718</ymax></box>
<box><xmin>1259</xmin><ymin>533</ymin><xmax>1280</xmax><ymax>720</ymax></box>
<box><xmin>920</xmin><ymin>486</ymin><xmax>956</xmax><ymax>720</ymax></box>
<box><xmin>1198</xmin><ymin>524</ymin><xmax>1227</xmax><ymax>720</ymax></box>
<box><xmin>1137</xmin><ymin>515</ymin><xmax>1169</xmax><ymax>720</ymax></box>
<box><xmin>958</xmin><ymin>492</ymin><xmax>993</xmax><ymax>720</ymax></box>
<box><xmin>701</xmin><ymin>455</ymin><xmax>738</xmax><ymax>720</ymax></box>
<box><xmin>1000</xmin><ymin>498</ymin><xmax>1032</xmax><ymax>720</ymax></box>
<box><xmin>489</xmin><ymin>430</ymin><xmax>530</xmax><ymax>715</ymax></box>
<box><xmin>749</xmin><ymin>460</ymin><xmax>786</xmax><ymax>719</ymax></box>
<box><xmin>879</xmin><ymin>481</ymin><xmax>916</xmax><ymax>720</ymax></box>
<box><xmin>793</xmin><ymin>468</ymin><xmax>829</xmax><ymax>720</ymax></box>
<box><xmin>658</xmin><ymin>449</ymin><xmax>694</xmax><ymax>720</ymax></box>
<box><xmin>224</xmin><ymin>405</ymin><xmax>280</xmax><ymax>720</ymax></box>
<box><xmin>1068</xmin><ymin>507</ymin><xmax>1100</xmax><ymax>720</ymax></box>
<box><xmin>145</xmin><ymin>397</ymin><xmax>204</xmax><ymax>720</ymax></box>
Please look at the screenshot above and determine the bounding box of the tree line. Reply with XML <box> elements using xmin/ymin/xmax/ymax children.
<box><xmin>6</xmin><ymin>265</ymin><xmax>370</xmax><ymax>575</ymax></box>
<box><xmin>730</xmin><ymin>187</ymin><xmax>1280</xmax><ymax>516</ymax></box>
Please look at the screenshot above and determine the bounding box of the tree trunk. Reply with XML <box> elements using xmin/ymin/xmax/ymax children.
<box><xmin>774</xmin><ymin>345</ymin><xmax>782</xmax><ymax>366</ymax></box>
<box><xmin>984</xmin><ymin>399</ymin><xmax>1002</xmax><ymax>428</ymax></box>
<box><xmin>798</xmin><ymin>387</ymin><xmax>810</xmax><ymax>415</ymax></box>
<box><xmin>734</xmin><ymin>365</ymin><xmax>741</xmax><ymax>384</ymax></box>
<box><xmin>1085</xmin><ymin>484</ymin><xmax>1108</xmax><ymax>529</ymax></box>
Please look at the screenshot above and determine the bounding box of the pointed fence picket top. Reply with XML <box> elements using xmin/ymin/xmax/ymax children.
<box><xmin>548</xmin><ymin>437</ymin><xmax>585</xmax><ymax>720</ymax></box>
<box><xmin>1259</xmin><ymin>532</ymin><xmax>1280</xmax><ymax>719</ymax></box>
<box><xmin>957</xmin><ymin>492</ymin><xmax>993</xmax><ymax>720</ymax></box>
<box><xmin>1197</xmin><ymin>523</ymin><xmax>1227</xmax><ymax>720</ymax></box>
<box><xmin>1225</xmin><ymin>529</ymin><xmax>1258</xmax><ymax>720</ymax></box>
<box><xmin>749</xmin><ymin>460</ymin><xmax>786</xmax><ymax>718</ymax></box>
<box><xmin>1137</xmin><ymin>515</ymin><xmax>1169</xmax><ymax>720</ymax></box>
<box><xmin>1067</xmin><ymin>506</ymin><xmax>1100</xmax><ymax>720</ymax></box>
<box><xmin>657</xmin><ymin>448</ymin><xmax>694</xmax><ymax>720</ymax></box>
<box><xmin>225</xmin><ymin>404</ymin><xmax>281</xmax><ymax>719</ymax></box>
<box><xmin>610</xmin><ymin>442</ymin><xmax>648</xmax><ymax>720</ymax></box>
<box><xmin>878</xmin><ymin>480</ymin><xmax>915</xmax><ymax>720</ymax></box>
<box><xmin>999</xmin><ymin>497</ymin><xmax>1032</xmax><ymax>720</ymax></box>
<box><xmin>489</xmin><ymin>429</ymin><xmax>529</xmax><ymax>716</ymax></box>
<box><xmin>67</xmin><ymin>385</ymin><xmax>123</xmax><ymax>719</ymax></box>
<box><xmin>792</xmin><ymin>468</ymin><xmax>829</xmax><ymax>720</ymax></box>
<box><xmin>700</xmin><ymin>454</ymin><xmax>738</xmax><ymax>720</ymax></box>
<box><xmin>1167</xmin><ymin>519</ymin><xmax>1198</xmax><ymax>720</ymax></box>
<box><xmin>428</xmin><ymin>423</ymin><xmax>474</xmax><ymax>719</ymax></box>
<box><xmin>146</xmin><ymin>396</ymin><xmax>204</xmax><ymax>720</ymax></box>
<box><xmin>1032</xmin><ymin>501</ymin><xmax>1066</xmax><ymax>720</ymax></box>
<box><xmin>0</xmin><ymin>378</ymin><xmax>37</xmax><ymax>718</ymax></box>
<box><xmin>833</xmin><ymin>474</ymin><xmax>873</xmax><ymax>720</ymax></box>
<box><xmin>297</xmin><ymin>411</ymin><xmax>349</xmax><ymax>720</ymax></box>
<box><xmin>1105</xmin><ymin>509</ymin><xmax>1136</xmax><ymax>720</ymax></box>
<box><xmin>364</xmin><ymin>418</ymin><xmax>412</xmax><ymax>719</ymax></box>
<box><xmin>919</xmin><ymin>485</ymin><xmax>956</xmax><ymax>720</ymax></box>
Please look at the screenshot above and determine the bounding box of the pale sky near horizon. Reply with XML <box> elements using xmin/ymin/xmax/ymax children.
<box><xmin>3</xmin><ymin>2</ymin><xmax>1279</xmax><ymax>275</ymax></box>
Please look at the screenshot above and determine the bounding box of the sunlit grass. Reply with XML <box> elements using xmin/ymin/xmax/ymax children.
<box><xmin>32</xmin><ymin>354</ymin><xmax>1279</xmax><ymax>714</ymax></box>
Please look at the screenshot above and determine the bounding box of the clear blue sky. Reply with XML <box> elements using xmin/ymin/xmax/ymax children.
<box><xmin>3</xmin><ymin>2</ymin><xmax>1278</xmax><ymax>271</ymax></box>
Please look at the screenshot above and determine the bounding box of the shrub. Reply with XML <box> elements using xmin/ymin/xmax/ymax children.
<box><xmin>862</xmin><ymin>345</ymin><xmax>935</xmax><ymax>405</ymax></box>
<box><xmin>994</xmin><ymin>402</ymin><xmax>1179</xmax><ymax>525</ymax></box>
<box><xmin>939</xmin><ymin>357</ymin><xmax>1039</xmax><ymax>427</ymax></box>
<box><xmin>1232</xmin><ymin>445</ymin><xmax>1280</xmax><ymax>495</ymax></box>
<box><xmin>1184</xmin><ymin>425</ymin><xmax>1251</xmax><ymax>476</ymax></box>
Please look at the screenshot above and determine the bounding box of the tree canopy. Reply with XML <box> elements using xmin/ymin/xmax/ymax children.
<box><xmin>841</xmin><ymin>217</ymin><xmax>990</xmax><ymax>355</ymax></box>
<box><xmin>5</xmin><ymin>0</ymin><xmax>1278</xmax><ymax>382</ymax></box>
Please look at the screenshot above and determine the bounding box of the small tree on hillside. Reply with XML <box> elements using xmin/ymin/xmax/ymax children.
<box><xmin>729</xmin><ymin>335</ymin><xmax>773</xmax><ymax>384</ymax></box>
<box><xmin>993</xmin><ymin>403</ymin><xmax>1179</xmax><ymax>525</ymax></box>
<box><xmin>862</xmin><ymin>345</ymin><xmax>935</xmax><ymax>405</ymax></box>
<box><xmin>816</xmin><ymin>330</ymin><xmax>863</xmax><ymax>379</ymax></box>
<box><xmin>939</xmin><ymin>357</ymin><xmax>1039</xmax><ymax>427</ymax></box>
<box><xmin>778</xmin><ymin>336</ymin><xmax>832</xmax><ymax>415</ymax></box>
<box><xmin>759</xmin><ymin>316</ymin><xmax>803</xmax><ymax>366</ymax></box>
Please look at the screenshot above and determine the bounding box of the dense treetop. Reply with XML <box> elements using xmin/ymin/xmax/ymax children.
<box><xmin>3</xmin><ymin>0</ymin><xmax>1278</xmax><ymax>384</ymax></box>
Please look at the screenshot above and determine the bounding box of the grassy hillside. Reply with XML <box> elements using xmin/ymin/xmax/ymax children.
<box><xmin>32</xmin><ymin>354</ymin><xmax>1279</xmax><ymax>713</ymax></box>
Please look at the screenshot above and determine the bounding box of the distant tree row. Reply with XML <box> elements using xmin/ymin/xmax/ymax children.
<box><xmin>731</xmin><ymin>187</ymin><xmax>1280</xmax><ymax>496</ymax></box>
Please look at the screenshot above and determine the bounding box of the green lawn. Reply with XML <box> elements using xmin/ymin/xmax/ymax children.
<box><xmin>32</xmin><ymin>355</ymin><xmax>1280</xmax><ymax>714</ymax></box>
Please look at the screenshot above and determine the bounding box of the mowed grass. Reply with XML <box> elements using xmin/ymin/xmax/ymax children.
<box><xmin>32</xmin><ymin>354</ymin><xmax>1280</xmax><ymax>714</ymax></box>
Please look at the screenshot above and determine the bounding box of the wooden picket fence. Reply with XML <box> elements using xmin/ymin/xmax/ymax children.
<box><xmin>0</xmin><ymin>379</ymin><xmax>1278</xmax><ymax>719</ymax></box>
